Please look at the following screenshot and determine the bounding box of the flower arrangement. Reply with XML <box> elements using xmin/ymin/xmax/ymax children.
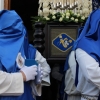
<box><xmin>31</xmin><ymin>10</ymin><xmax>87</xmax><ymax>26</ymax></box>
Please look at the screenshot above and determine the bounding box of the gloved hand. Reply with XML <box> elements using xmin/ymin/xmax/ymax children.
<box><xmin>20</xmin><ymin>65</ymin><xmax>37</xmax><ymax>81</ymax></box>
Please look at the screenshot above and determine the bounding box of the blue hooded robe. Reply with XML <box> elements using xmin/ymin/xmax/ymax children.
<box><xmin>0</xmin><ymin>10</ymin><xmax>36</xmax><ymax>100</ymax></box>
<box><xmin>63</xmin><ymin>5</ymin><xmax>100</xmax><ymax>100</ymax></box>
<box><xmin>71</xmin><ymin>9</ymin><xmax>100</xmax><ymax>100</ymax></box>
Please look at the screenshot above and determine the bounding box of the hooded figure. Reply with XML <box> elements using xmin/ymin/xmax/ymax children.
<box><xmin>64</xmin><ymin>9</ymin><xmax>100</xmax><ymax>100</ymax></box>
<box><xmin>0</xmin><ymin>10</ymin><xmax>51</xmax><ymax>100</ymax></box>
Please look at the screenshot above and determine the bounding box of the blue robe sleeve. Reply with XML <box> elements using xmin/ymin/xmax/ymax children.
<box><xmin>28</xmin><ymin>44</ymin><xmax>36</xmax><ymax>59</ymax></box>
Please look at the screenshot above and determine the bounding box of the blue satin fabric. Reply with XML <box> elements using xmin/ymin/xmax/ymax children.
<box><xmin>0</xmin><ymin>10</ymin><xmax>36</xmax><ymax>100</ymax></box>
<box><xmin>73</xmin><ymin>9</ymin><xmax>100</xmax><ymax>63</ymax></box>
<box><xmin>0</xmin><ymin>10</ymin><xmax>26</xmax><ymax>72</ymax></box>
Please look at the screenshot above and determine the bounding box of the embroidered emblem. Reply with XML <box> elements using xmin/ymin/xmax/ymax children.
<box><xmin>52</xmin><ymin>33</ymin><xmax>75</xmax><ymax>52</ymax></box>
<box><xmin>16</xmin><ymin>53</ymin><xmax>25</xmax><ymax>69</ymax></box>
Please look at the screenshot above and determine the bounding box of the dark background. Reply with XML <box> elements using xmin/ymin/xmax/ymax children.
<box><xmin>10</xmin><ymin>0</ymin><xmax>39</xmax><ymax>43</ymax></box>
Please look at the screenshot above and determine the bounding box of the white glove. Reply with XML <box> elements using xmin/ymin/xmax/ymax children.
<box><xmin>20</xmin><ymin>65</ymin><xmax>38</xmax><ymax>81</ymax></box>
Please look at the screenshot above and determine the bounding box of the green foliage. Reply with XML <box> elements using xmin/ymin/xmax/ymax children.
<box><xmin>31</xmin><ymin>10</ymin><xmax>87</xmax><ymax>28</ymax></box>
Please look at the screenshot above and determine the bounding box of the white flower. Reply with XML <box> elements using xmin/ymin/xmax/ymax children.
<box><xmin>52</xmin><ymin>16</ymin><xmax>56</xmax><ymax>19</ymax></box>
<box><xmin>62</xmin><ymin>13</ymin><xmax>65</xmax><ymax>16</ymax></box>
<box><xmin>59</xmin><ymin>17</ymin><xmax>63</xmax><ymax>22</ymax></box>
<box><xmin>77</xmin><ymin>13</ymin><xmax>80</xmax><ymax>17</ymax></box>
<box><xmin>75</xmin><ymin>19</ymin><xmax>78</xmax><ymax>22</ymax></box>
<box><xmin>66</xmin><ymin>16</ymin><xmax>69</xmax><ymax>19</ymax></box>
<box><xmin>66</xmin><ymin>12</ymin><xmax>70</xmax><ymax>17</ymax></box>
<box><xmin>71</xmin><ymin>17</ymin><xmax>74</xmax><ymax>20</ymax></box>
<box><xmin>81</xmin><ymin>16</ymin><xmax>85</xmax><ymax>20</ymax></box>
<box><xmin>74</xmin><ymin>13</ymin><xmax>77</xmax><ymax>16</ymax></box>
<box><xmin>61</xmin><ymin>15</ymin><xmax>64</xmax><ymax>18</ymax></box>
<box><xmin>44</xmin><ymin>17</ymin><xmax>50</xmax><ymax>20</ymax></box>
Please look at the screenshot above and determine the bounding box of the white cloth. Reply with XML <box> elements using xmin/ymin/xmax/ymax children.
<box><xmin>67</xmin><ymin>95</ymin><xmax>81</xmax><ymax>100</ymax></box>
<box><xmin>81</xmin><ymin>95</ymin><xmax>98</xmax><ymax>100</ymax></box>
<box><xmin>35</xmin><ymin>50</ymin><xmax>51</xmax><ymax>86</ymax></box>
<box><xmin>31</xmin><ymin>50</ymin><xmax>51</xmax><ymax>97</ymax></box>
<box><xmin>0</xmin><ymin>71</ymin><xmax>24</xmax><ymax>96</ymax></box>
<box><xmin>0</xmin><ymin>50</ymin><xmax>51</xmax><ymax>97</ymax></box>
<box><xmin>64</xmin><ymin>48</ymin><xmax>100</xmax><ymax>100</ymax></box>
<box><xmin>64</xmin><ymin>51</ymin><xmax>80</xmax><ymax>94</ymax></box>
<box><xmin>76</xmin><ymin>48</ymin><xmax>100</xmax><ymax>97</ymax></box>
<box><xmin>0</xmin><ymin>0</ymin><xmax>4</xmax><ymax>10</ymax></box>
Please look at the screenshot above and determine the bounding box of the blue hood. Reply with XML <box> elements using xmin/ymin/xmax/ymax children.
<box><xmin>0</xmin><ymin>10</ymin><xmax>26</xmax><ymax>72</ymax></box>
<box><xmin>73</xmin><ymin>9</ymin><xmax>100</xmax><ymax>63</ymax></box>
